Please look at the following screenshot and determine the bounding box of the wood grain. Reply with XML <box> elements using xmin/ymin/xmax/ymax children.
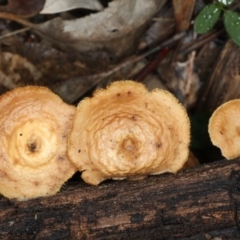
<box><xmin>0</xmin><ymin>159</ymin><xmax>240</xmax><ymax>239</ymax></box>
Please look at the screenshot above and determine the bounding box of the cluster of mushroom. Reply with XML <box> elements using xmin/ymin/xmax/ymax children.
<box><xmin>0</xmin><ymin>81</ymin><xmax>196</xmax><ymax>200</ymax></box>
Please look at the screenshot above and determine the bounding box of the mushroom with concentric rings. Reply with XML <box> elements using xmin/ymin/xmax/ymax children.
<box><xmin>68</xmin><ymin>80</ymin><xmax>190</xmax><ymax>185</ymax></box>
<box><xmin>209</xmin><ymin>99</ymin><xmax>240</xmax><ymax>160</ymax></box>
<box><xmin>0</xmin><ymin>86</ymin><xmax>77</xmax><ymax>200</ymax></box>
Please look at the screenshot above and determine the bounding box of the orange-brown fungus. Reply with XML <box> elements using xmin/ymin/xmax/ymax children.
<box><xmin>68</xmin><ymin>80</ymin><xmax>190</xmax><ymax>185</ymax></box>
<box><xmin>209</xmin><ymin>99</ymin><xmax>240</xmax><ymax>160</ymax></box>
<box><xmin>182</xmin><ymin>151</ymin><xmax>199</xmax><ymax>169</ymax></box>
<box><xmin>0</xmin><ymin>86</ymin><xmax>77</xmax><ymax>200</ymax></box>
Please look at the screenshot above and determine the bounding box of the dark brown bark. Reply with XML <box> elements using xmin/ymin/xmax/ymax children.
<box><xmin>198</xmin><ymin>40</ymin><xmax>240</xmax><ymax>112</ymax></box>
<box><xmin>0</xmin><ymin>159</ymin><xmax>240</xmax><ymax>240</ymax></box>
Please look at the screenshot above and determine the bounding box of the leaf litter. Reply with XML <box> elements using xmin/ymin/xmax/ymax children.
<box><xmin>0</xmin><ymin>0</ymin><xmax>235</xmax><ymax>163</ymax></box>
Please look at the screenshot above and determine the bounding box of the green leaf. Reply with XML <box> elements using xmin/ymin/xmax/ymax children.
<box><xmin>194</xmin><ymin>4</ymin><xmax>221</xmax><ymax>34</ymax></box>
<box><xmin>224</xmin><ymin>10</ymin><xmax>240</xmax><ymax>47</ymax></box>
<box><xmin>217</xmin><ymin>0</ymin><xmax>235</xmax><ymax>6</ymax></box>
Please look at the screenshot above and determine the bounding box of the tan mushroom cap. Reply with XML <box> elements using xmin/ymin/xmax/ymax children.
<box><xmin>209</xmin><ymin>99</ymin><xmax>240</xmax><ymax>160</ymax></box>
<box><xmin>68</xmin><ymin>80</ymin><xmax>190</xmax><ymax>185</ymax></box>
<box><xmin>0</xmin><ymin>86</ymin><xmax>77</xmax><ymax>200</ymax></box>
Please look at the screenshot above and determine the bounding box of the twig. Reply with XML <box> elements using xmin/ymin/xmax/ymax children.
<box><xmin>0</xmin><ymin>27</ymin><xmax>30</xmax><ymax>40</ymax></box>
<box><xmin>101</xmin><ymin>32</ymin><xmax>185</xmax><ymax>79</ymax></box>
<box><xmin>0</xmin><ymin>12</ymin><xmax>56</xmax><ymax>45</ymax></box>
<box><xmin>181</xmin><ymin>29</ymin><xmax>224</xmax><ymax>55</ymax></box>
<box><xmin>132</xmin><ymin>47</ymin><xmax>170</xmax><ymax>82</ymax></box>
<box><xmin>0</xmin><ymin>12</ymin><xmax>38</xmax><ymax>30</ymax></box>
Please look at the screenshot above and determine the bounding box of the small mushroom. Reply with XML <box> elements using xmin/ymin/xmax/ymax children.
<box><xmin>0</xmin><ymin>86</ymin><xmax>77</xmax><ymax>200</ymax></box>
<box><xmin>68</xmin><ymin>80</ymin><xmax>190</xmax><ymax>185</ymax></box>
<box><xmin>209</xmin><ymin>99</ymin><xmax>240</xmax><ymax>160</ymax></box>
<box><xmin>182</xmin><ymin>151</ymin><xmax>199</xmax><ymax>169</ymax></box>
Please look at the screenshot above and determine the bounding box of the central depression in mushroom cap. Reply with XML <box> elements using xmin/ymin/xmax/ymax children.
<box><xmin>0</xmin><ymin>86</ymin><xmax>77</xmax><ymax>200</ymax></box>
<box><xmin>68</xmin><ymin>81</ymin><xmax>190</xmax><ymax>185</ymax></box>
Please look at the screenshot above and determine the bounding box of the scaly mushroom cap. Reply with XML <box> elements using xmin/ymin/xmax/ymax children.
<box><xmin>0</xmin><ymin>86</ymin><xmax>77</xmax><ymax>200</ymax></box>
<box><xmin>68</xmin><ymin>80</ymin><xmax>190</xmax><ymax>185</ymax></box>
<box><xmin>209</xmin><ymin>99</ymin><xmax>240</xmax><ymax>160</ymax></box>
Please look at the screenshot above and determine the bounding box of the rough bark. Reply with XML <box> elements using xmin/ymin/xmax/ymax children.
<box><xmin>0</xmin><ymin>159</ymin><xmax>240</xmax><ymax>240</ymax></box>
<box><xmin>198</xmin><ymin>40</ymin><xmax>240</xmax><ymax>112</ymax></box>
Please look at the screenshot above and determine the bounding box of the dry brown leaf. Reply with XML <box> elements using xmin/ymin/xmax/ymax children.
<box><xmin>38</xmin><ymin>0</ymin><xmax>167</xmax><ymax>67</ymax></box>
<box><xmin>172</xmin><ymin>0</ymin><xmax>196</xmax><ymax>32</ymax></box>
<box><xmin>158</xmin><ymin>51</ymin><xmax>200</xmax><ymax>109</ymax></box>
<box><xmin>139</xmin><ymin>2</ymin><xmax>175</xmax><ymax>50</ymax></box>
<box><xmin>40</xmin><ymin>0</ymin><xmax>103</xmax><ymax>14</ymax></box>
<box><xmin>0</xmin><ymin>0</ymin><xmax>45</xmax><ymax>18</ymax></box>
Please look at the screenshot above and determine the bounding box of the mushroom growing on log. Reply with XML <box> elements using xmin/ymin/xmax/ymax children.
<box><xmin>0</xmin><ymin>159</ymin><xmax>239</xmax><ymax>239</ymax></box>
<box><xmin>68</xmin><ymin>80</ymin><xmax>190</xmax><ymax>185</ymax></box>
<box><xmin>0</xmin><ymin>86</ymin><xmax>77</xmax><ymax>200</ymax></box>
<box><xmin>209</xmin><ymin>99</ymin><xmax>240</xmax><ymax>160</ymax></box>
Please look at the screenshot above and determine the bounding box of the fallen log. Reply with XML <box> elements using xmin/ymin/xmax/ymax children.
<box><xmin>0</xmin><ymin>159</ymin><xmax>240</xmax><ymax>239</ymax></box>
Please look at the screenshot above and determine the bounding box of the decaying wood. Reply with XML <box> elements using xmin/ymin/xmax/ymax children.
<box><xmin>0</xmin><ymin>159</ymin><xmax>240</xmax><ymax>239</ymax></box>
<box><xmin>198</xmin><ymin>40</ymin><xmax>240</xmax><ymax>112</ymax></box>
